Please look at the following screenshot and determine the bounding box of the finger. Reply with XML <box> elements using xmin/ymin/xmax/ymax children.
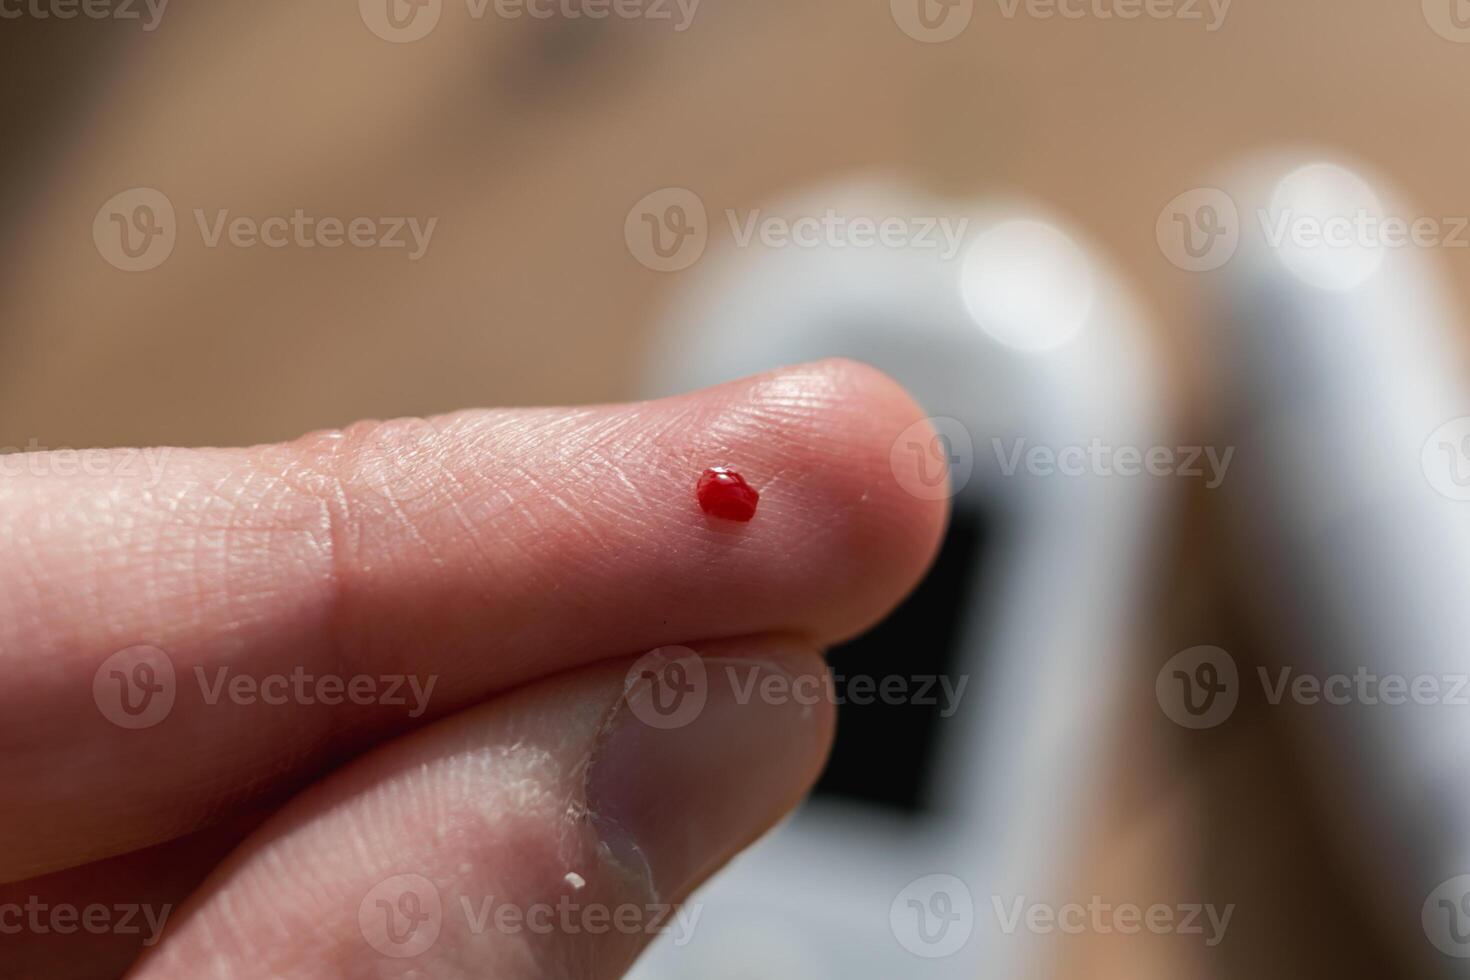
<box><xmin>1</xmin><ymin>358</ymin><xmax>946</xmax><ymax>881</ymax></box>
<box><xmin>125</xmin><ymin>638</ymin><xmax>835</xmax><ymax>980</ymax></box>
<box><xmin>0</xmin><ymin>810</ymin><xmax>271</xmax><ymax>980</ymax></box>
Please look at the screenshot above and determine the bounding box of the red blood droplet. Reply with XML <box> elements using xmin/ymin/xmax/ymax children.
<box><xmin>696</xmin><ymin>467</ymin><xmax>759</xmax><ymax>522</ymax></box>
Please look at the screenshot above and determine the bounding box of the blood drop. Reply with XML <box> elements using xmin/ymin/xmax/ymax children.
<box><xmin>696</xmin><ymin>467</ymin><xmax>759</xmax><ymax>522</ymax></box>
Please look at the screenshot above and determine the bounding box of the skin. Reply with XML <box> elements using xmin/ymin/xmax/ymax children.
<box><xmin>0</xmin><ymin>358</ymin><xmax>949</xmax><ymax>978</ymax></box>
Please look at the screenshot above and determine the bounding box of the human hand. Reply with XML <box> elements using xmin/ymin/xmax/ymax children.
<box><xmin>0</xmin><ymin>358</ymin><xmax>946</xmax><ymax>979</ymax></box>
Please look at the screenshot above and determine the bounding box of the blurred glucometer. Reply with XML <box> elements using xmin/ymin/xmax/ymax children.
<box><xmin>1208</xmin><ymin>155</ymin><xmax>1470</xmax><ymax>971</ymax></box>
<box><xmin>634</xmin><ymin>179</ymin><xmax>1171</xmax><ymax>978</ymax></box>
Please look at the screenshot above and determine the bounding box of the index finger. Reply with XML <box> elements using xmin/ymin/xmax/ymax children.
<box><xmin>0</xmin><ymin>358</ymin><xmax>948</xmax><ymax>882</ymax></box>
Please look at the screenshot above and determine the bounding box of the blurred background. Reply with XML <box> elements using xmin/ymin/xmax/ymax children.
<box><xmin>8</xmin><ymin>0</ymin><xmax>1470</xmax><ymax>976</ymax></box>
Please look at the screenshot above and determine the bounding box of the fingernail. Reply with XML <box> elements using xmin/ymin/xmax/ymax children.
<box><xmin>584</xmin><ymin>644</ymin><xmax>829</xmax><ymax>903</ymax></box>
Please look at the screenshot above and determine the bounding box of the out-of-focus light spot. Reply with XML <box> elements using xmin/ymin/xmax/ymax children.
<box><xmin>1266</xmin><ymin>162</ymin><xmax>1387</xmax><ymax>292</ymax></box>
<box><xmin>959</xmin><ymin>220</ymin><xmax>1095</xmax><ymax>352</ymax></box>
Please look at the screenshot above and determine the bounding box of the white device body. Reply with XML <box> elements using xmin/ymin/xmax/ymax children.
<box><xmin>1209</xmin><ymin>156</ymin><xmax>1470</xmax><ymax>968</ymax></box>
<box><xmin>634</xmin><ymin>180</ymin><xmax>1171</xmax><ymax>978</ymax></box>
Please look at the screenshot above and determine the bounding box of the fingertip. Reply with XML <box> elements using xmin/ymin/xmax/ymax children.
<box><xmin>685</xmin><ymin>357</ymin><xmax>951</xmax><ymax>642</ymax></box>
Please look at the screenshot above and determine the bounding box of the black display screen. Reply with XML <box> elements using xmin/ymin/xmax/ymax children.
<box><xmin>813</xmin><ymin>505</ymin><xmax>989</xmax><ymax>813</ymax></box>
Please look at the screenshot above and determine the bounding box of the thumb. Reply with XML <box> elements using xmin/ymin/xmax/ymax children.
<box><xmin>126</xmin><ymin>636</ymin><xmax>834</xmax><ymax>979</ymax></box>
